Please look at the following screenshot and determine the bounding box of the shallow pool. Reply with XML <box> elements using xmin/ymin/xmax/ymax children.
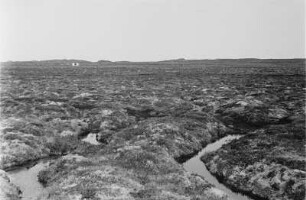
<box><xmin>7</xmin><ymin>159</ymin><xmax>50</xmax><ymax>200</ymax></box>
<box><xmin>82</xmin><ymin>133</ymin><xmax>100</xmax><ymax>145</ymax></box>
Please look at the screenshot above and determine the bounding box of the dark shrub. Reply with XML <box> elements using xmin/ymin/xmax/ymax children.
<box><xmin>46</xmin><ymin>135</ymin><xmax>78</xmax><ymax>155</ymax></box>
<box><xmin>38</xmin><ymin>170</ymin><xmax>51</xmax><ymax>186</ymax></box>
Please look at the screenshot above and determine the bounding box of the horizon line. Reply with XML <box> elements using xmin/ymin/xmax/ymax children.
<box><xmin>2</xmin><ymin>57</ymin><xmax>306</xmax><ymax>63</ymax></box>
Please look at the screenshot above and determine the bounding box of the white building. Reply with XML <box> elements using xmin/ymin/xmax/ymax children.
<box><xmin>72</xmin><ymin>62</ymin><xmax>79</xmax><ymax>66</ymax></box>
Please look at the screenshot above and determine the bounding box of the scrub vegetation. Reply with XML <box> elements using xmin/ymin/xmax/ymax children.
<box><xmin>0</xmin><ymin>59</ymin><xmax>304</xmax><ymax>200</ymax></box>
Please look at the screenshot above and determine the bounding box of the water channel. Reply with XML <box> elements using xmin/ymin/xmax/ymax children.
<box><xmin>7</xmin><ymin>159</ymin><xmax>50</xmax><ymax>200</ymax></box>
<box><xmin>183</xmin><ymin>135</ymin><xmax>252</xmax><ymax>200</ymax></box>
<box><xmin>6</xmin><ymin>134</ymin><xmax>252</xmax><ymax>200</ymax></box>
<box><xmin>6</xmin><ymin>134</ymin><xmax>100</xmax><ymax>200</ymax></box>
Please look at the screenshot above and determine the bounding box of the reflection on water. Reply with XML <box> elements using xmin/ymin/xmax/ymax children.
<box><xmin>82</xmin><ymin>133</ymin><xmax>100</xmax><ymax>145</ymax></box>
<box><xmin>7</xmin><ymin>160</ymin><xmax>50</xmax><ymax>200</ymax></box>
<box><xmin>183</xmin><ymin>135</ymin><xmax>252</xmax><ymax>200</ymax></box>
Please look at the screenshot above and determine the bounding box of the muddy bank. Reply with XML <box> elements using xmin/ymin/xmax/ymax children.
<box><xmin>0</xmin><ymin>169</ymin><xmax>21</xmax><ymax>200</ymax></box>
<box><xmin>201</xmin><ymin>79</ymin><xmax>306</xmax><ymax>200</ymax></box>
<box><xmin>0</xmin><ymin>118</ymin><xmax>79</xmax><ymax>170</ymax></box>
<box><xmin>202</xmin><ymin>125</ymin><xmax>306</xmax><ymax>200</ymax></box>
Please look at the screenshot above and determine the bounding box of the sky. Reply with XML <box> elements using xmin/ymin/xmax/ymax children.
<box><xmin>0</xmin><ymin>0</ymin><xmax>305</xmax><ymax>61</ymax></box>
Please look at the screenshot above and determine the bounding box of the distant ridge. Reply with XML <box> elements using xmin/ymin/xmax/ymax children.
<box><xmin>158</xmin><ymin>58</ymin><xmax>186</xmax><ymax>63</ymax></box>
<box><xmin>97</xmin><ymin>60</ymin><xmax>113</xmax><ymax>64</ymax></box>
<box><xmin>1</xmin><ymin>58</ymin><xmax>305</xmax><ymax>67</ymax></box>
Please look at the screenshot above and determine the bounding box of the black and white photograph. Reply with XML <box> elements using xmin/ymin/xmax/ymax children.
<box><xmin>0</xmin><ymin>0</ymin><xmax>305</xmax><ymax>199</ymax></box>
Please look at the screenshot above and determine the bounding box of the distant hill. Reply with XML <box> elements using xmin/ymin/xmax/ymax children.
<box><xmin>1</xmin><ymin>59</ymin><xmax>93</xmax><ymax>67</ymax></box>
<box><xmin>97</xmin><ymin>60</ymin><xmax>112</xmax><ymax>64</ymax></box>
<box><xmin>158</xmin><ymin>58</ymin><xmax>186</xmax><ymax>64</ymax></box>
<box><xmin>1</xmin><ymin>58</ymin><xmax>305</xmax><ymax>67</ymax></box>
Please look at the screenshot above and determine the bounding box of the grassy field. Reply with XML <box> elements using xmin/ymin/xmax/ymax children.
<box><xmin>0</xmin><ymin>59</ymin><xmax>305</xmax><ymax>199</ymax></box>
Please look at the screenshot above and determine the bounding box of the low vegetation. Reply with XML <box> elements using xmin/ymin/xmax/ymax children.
<box><xmin>0</xmin><ymin>59</ymin><xmax>305</xmax><ymax>199</ymax></box>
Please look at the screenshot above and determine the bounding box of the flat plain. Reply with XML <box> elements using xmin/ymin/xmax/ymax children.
<box><xmin>0</xmin><ymin>59</ymin><xmax>305</xmax><ymax>200</ymax></box>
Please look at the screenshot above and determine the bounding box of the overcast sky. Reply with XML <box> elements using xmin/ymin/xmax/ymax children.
<box><xmin>0</xmin><ymin>0</ymin><xmax>305</xmax><ymax>61</ymax></box>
